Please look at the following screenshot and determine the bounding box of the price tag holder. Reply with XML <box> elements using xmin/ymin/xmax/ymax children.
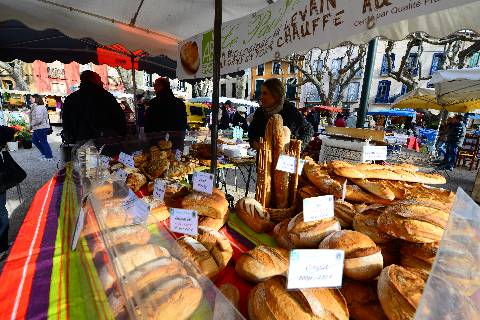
<box><xmin>362</xmin><ymin>146</ymin><xmax>387</xmax><ymax>162</ymax></box>
<box><xmin>193</xmin><ymin>172</ymin><xmax>214</xmax><ymax>194</ymax></box>
<box><xmin>170</xmin><ymin>208</ymin><xmax>198</xmax><ymax>236</ymax></box>
<box><xmin>303</xmin><ymin>195</ymin><xmax>334</xmax><ymax>222</ymax></box>
<box><xmin>276</xmin><ymin>155</ymin><xmax>305</xmax><ymax>174</ymax></box>
<box><xmin>153</xmin><ymin>179</ymin><xmax>167</xmax><ymax>201</ymax></box>
<box><xmin>122</xmin><ymin>190</ymin><xmax>150</xmax><ymax>224</ymax></box>
<box><xmin>113</xmin><ymin>169</ymin><xmax>128</xmax><ymax>183</ymax></box>
<box><xmin>119</xmin><ymin>152</ymin><xmax>134</xmax><ymax>167</ymax></box>
<box><xmin>287</xmin><ymin>249</ymin><xmax>344</xmax><ymax>289</ymax></box>
<box><xmin>71</xmin><ymin>207</ymin><xmax>86</xmax><ymax>250</ymax></box>
<box><xmin>175</xmin><ymin>149</ymin><xmax>182</xmax><ymax>161</ymax></box>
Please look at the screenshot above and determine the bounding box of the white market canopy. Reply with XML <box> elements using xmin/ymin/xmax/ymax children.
<box><xmin>429</xmin><ymin>67</ymin><xmax>480</xmax><ymax>104</ymax></box>
<box><xmin>0</xmin><ymin>0</ymin><xmax>272</xmax><ymax>60</ymax></box>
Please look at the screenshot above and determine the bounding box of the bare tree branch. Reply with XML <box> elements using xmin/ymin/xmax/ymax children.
<box><xmin>0</xmin><ymin>60</ymin><xmax>28</xmax><ymax>91</ymax></box>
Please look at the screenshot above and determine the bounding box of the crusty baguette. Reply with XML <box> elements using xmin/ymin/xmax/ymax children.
<box><xmin>383</xmin><ymin>199</ymin><xmax>450</xmax><ymax>228</ymax></box>
<box><xmin>345</xmin><ymin>185</ymin><xmax>393</xmax><ymax>205</ymax></box>
<box><xmin>273</xmin><ymin>126</ymin><xmax>291</xmax><ymax>209</ymax></box>
<box><xmin>304</xmin><ymin>161</ymin><xmax>343</xmax><ymax>195</ymax></box>
<box><xmin>353</xmin><ymin>209</ymin><xmax>394</xmax><ymax>244</ymax></box>
<box><xmin>350</xmin><ymin>178</ymin><xmax>395</xmax><ymax>201</ymax></box>
<box><xmin>235</xmin><ymin>246</ymin><xmax>289</xmax><ymax>282</ymax></box>
<box><xmin>264</xmin><ymin>118</ymin><xmax>275</xmax><ymax>207</ymax></box>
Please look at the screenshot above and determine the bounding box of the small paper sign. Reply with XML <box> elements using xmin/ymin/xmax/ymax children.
<box><xmin>175</xmin><ymin>149</ymin><xmax>182</xmax><ymax>161</ymax></box>
<box><xmin>86</xmin><ymin>154</ymin><xmax>98</xmax><ymax>169</ymax></box>
<box><xmin>193</xmin><ymin>172</ymin><xmax>214</xmax><ymax>194</ymax></box>
<box><xmin>287</xmin><ymin>249</ymin><xmax>344</xmax><ymax>289</ymax></box>
<box><xmin>123</xmin><ymin>190</ymin><xmax>150</xmax><ymax>224</ymax></box>
<box><xmin>153</xmin><ymin>179</ymin><xmax>167</xmax><ymax>201</ymax></box>
<box><xmin>100</xmin><ymin>155</ymin><xmax>111</xmax><ymax>167</ymax></box>
<box><xmin>113</xmin><ymin>169</ymin><xmax>128</xmax><ymax>183</ymax></box>
<box><xmin>341</xmin><ymin>180</ymin><xmax>347</xmax><ymax>202</ymax></box>
<box><xmin>132</xmin><ymin>150</ymin><xmax>143</xmax><ymax>157</ymax></box>
<box><xmin>169</xmin><ymin>208</ymin><xmax>198</xmax><ymax>236</ymax></box>
<box><xmin>71</xmin><ymin>207</ymin><xmax>86</xmax><ymax>250</ymax></box>
<box><xmin>119</xmin><ymin>152</ymin><xmax>134</xmax><ymax>167</ymax></box>
<box><xmin>362</xmin><ymin>146</ymin><xmax>387</xmax><ymax>162</ymax></box>
<box><xmin>276</xmin><ymin>155</ymin><xmax>305</xmax><ymax>174</ymax></box>
<box><xmin>303</xmin><ymin>195</ymin><xmax>335</xmax><ymax>222</ymax></box>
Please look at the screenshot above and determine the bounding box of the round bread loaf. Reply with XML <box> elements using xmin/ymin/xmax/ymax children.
<box><xmin>248</xmin><ymin>276</ymin><xmax>349</xmax><ymax>320</ymax></box>
<box><xmin>319</xmin><ymin>230</ymin><xmax>383</xmax><ymax>280</ymax></box>
<box><xmin>182</xmin><ymin>189</ymin><xmax>229</xmax><ymax>219</ymax></box>
<box><xmin>287</xmin><ymin>213</ymin><xmax>341</xmax><ymax>248</ymax></box>
<box><xmin>235</xmin><ymin>246</ymin><xmax>289</xmax><ymax>283</ymax></box>
<box><xmin>235</xmin><ymin>197</ymin><xmax>274</xmax><ymax>233</ymax></box>
<box><xmin>400</xmin><ymin>241</ymin><xmax>439</xmax><ymax>271</ymax></box>
<box><xmin>377</xmin><ymin>265</ymin><xmax>426</xmax><ymax>320</ymax></box>
<box><xmin>273</xmin><ymin>219</ymin><xmax>294</xmax><ymax>249</ymax></box>
<box><xmin>353</xmin><ymin>208</ymin><xmax>393</xmax><ymax>244</ymax></box>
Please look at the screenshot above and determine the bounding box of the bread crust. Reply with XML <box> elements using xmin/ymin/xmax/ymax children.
<box><xmin>177</xmin><ymin>236</ymin><xmax>219</xmax><ymax>278</ymax></box>
<box><xmin>334</xmin><ymin>200</ymin><xmax>357</xmax><ymax>228</ymax></box>
<box><xmin>236</xmin><ymin>197</ymin><xmax>275</xmax><ymax>233</ymax></box>
<box><xmin>235</xmin><ymin>246</ymin><xmax>289</xmax><ymax>282</ymax></box>
<box><xmin>196</xmin><ymin>226</ymin><xmax>233</xmax><ymax>269</ymax></box>
<box><xmin>181</xmin><ymin>189</ymin><xmax>228</xmax><ymax>219</ymax></box>
<box><xmin>198</xmin><ymin>214</ymin><xmax>229</xmax><ymax>231</ymax></box>
<box><xmin>353</xmin><ymin>209</ymin><xmax>393</xmax><ymax>244</ymax></box>
<box><xmin>287</xmin><ymin>213</ymin><xmax>341</xmax><ymax>248</ymax></box>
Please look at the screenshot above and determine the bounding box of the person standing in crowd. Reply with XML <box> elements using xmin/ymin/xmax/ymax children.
<box><xmin>346</xmin><ymin>111</ymin><xmax>357</xmax><ymax>128</ymax></box>
<box><xmin>62</xmin><ymin>70</ymin><xmax>126</xmax><ymax>144</ymax></box>
<box><xmin>144</xmin><ymin>77</ymin><xmax>187</xmax><ymax>133</ymax></box>
<box><xmin>136</xmin><ymin>93</ymin><xmax>146</xmax><ymax>130</ymax></box>
<box><xmin>0</xmin><ymin>125</ymin><xmax>19</xmax><ymax>259</ymax></box>
<box><xmin>334</xmin><ymin>113</ymin><xmax>346</xmax><ymax>127</ymax></box>
<box><xmin>306</xmin><ymin>108</ymin><xmax>320</xmax><ymax>133</ymax></box>
<box><xmin>438</xmin><ymin>114</ymin><xmax>466</xmax><ymax>171</ymax></box>
<box><xmin>29</xmin><ymin>95</ymin><xmax>53</xmax><ymax>161</ymax></box>
<box><xmin>249</xmin><ymin>78</ymin><xmax>313</xmax><ymax>149</ymax></box>
<box><xmin>219</xmin><ymin>100</ymin><xmax>248</xmax><ymax>131</ymax></box>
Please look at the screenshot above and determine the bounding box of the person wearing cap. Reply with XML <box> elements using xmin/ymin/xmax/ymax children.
<box><xmin>218</xmin><ymin>100</ymin><xmax>248</xmax><ymax>131</ymax></box>
<box><xmin>62</xmin><ymin>70</ymin><xmax>127</xmax><ymax>144</ymax></box>
<box><xmin>144</xmin><ymin>77</ymin><xmax>187</xmax><ymax>133</ymax></box>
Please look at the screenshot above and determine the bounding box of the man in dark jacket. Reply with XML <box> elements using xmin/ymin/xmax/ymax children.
<box><xmin>439</xmin><ymin>114</ymin><xmax>466</xmax><ymax>171</ymax></box>
<box><xmin>306</xmin><ymin>108</ymin><xmax>320</xmax><ymax>133</ymax></box>
<box><xmin>219</xmin><ymin>100</ymin><xmax>248</xmax><ymax>131</ymax></box>
<box><xmin>62</xmin><ymin>71</ymin><xmax>127</xmax><ymax>144</ymax></box>
<box><xmin>144</xmin><ymin>77</ymin><xmax>187</xmax><ymax>133</ymax></box>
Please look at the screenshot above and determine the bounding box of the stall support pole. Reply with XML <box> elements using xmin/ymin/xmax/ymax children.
<box><xmin>131</xmin><ymin>55</ymin><xmax>139</xmax><ymax>134</ymax></box>
<box><xmin>357</xmin><ymin>38</ymin><xmax>378</xmax><ymax>128</ymax></box>
<box><xmin>210</xmin><ymin>0</ymin><xmax>222</xmax><ymax>179</ymax></box>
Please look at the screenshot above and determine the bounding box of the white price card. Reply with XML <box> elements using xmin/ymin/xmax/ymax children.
<box><xmin>86</xmin><ymin>154</ymin><xmax>98</xmax><ymax>169</ymax></box>
<box><xmin>193</xmin><ymin>172</ymin><xmax>214</xmax><ymax>194</ymax></box>
<box><xmin>153</xmin><ymin>179</ymin><xmax>167</xmax><ymax>201</ymax></box>
<box><xmin>276</xmin><ymin>155</ymin><xmax>305</xmax><ymax>174</ymax></box>
<box><xmin>100</xmin><ymin>155</ymin><xmax>111</xmax><ymax>167</ymax></box>
<box><xmin>71</xmin><ymin>207</ymin><xmax>86</xmax><ymax>250</ymax></box>
<box><xmin>132</xmin><ymin>150</ymin><xmax>143</xmax><ymax>157</ymax></box>
<box><xmin>123</xmin><ymin>190</ymin><xmax>150</xmax><ymax>224</ymax></box>
<box><xmin>113</xmin><ymin>169</ymin><xmax>128</xmax><ymax>183</ymax></box>
<box><xmin>119</xmin><ymin>152</ymin><xmax>135</xmax><ymax>167</ymax></box>
<box><xmin>303</xmin><ymin>195</ymin><xmax>334</xmax><ymax>222</ymax></box>
<box><xmin>362</xmin><ymin>146</ymin><xmax>387</xmax><ymax>162</ymax></box>
<box><xmin>287</xmin><ymin>249</ymin><xmax>344</xmax><ymax>289</ymax></box>
<box><xmin>175</xmin><ymin>149</ymin><xmax>182</xmax><ymax>161</ymax></box>
<box><xmin>169</xmin><ymin>208</ymin><xmax>198</xmax><ymax>236</ymax></box>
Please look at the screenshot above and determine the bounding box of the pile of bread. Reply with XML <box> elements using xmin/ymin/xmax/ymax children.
<box><xmin>234</xmin><ymin>159</ymin><xmax>454</xmax><ymax>320</ymax></box>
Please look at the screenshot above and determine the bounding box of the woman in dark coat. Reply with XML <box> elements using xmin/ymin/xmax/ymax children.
<box><xmin>248</xmin><ymin>78</ymin><xmax>313</xmax><ymax>149</ymax></box>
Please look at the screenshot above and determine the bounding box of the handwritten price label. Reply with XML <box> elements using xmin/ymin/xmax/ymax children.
<box><xmin>153</xmin><ymin>179</ymin><xmax>167</xmax><ymax>201</ymax></box>
<box><xmin>287</xmin><ymin>249</ymin><xmax>344</xmax><ymax>289</ymax></box>
<box><xmin>122</xmin><ymin>190</ymin><xmax>150</xmax><ymax>224</ymax></box>
<box><xmin>169</xmin><ymin>208</ymin><xmax>198</xmax><ymax>236</ymax></box>
<box><xmin>276</xmin><ymin>155</ymin><xmax>305</xmax><ymax>174</ymax></box>
<box><xmin>362</xmin><ymin>146</ymin><xmax>387</xmax><ymax>162</ymax></box>
<box><xmin>193</xmin><ymin>172</ymin><xmax>214</xmax><ymax>194</ymax></box>
<box><xmin>303</xmin><ymin>195</ymin><xmax>334</xmax><ymax>222</ymax></box>
<box><xmin>119</xmin><ymin>152</ymin><xmax>134</xmax><ymax>168</ymax></box>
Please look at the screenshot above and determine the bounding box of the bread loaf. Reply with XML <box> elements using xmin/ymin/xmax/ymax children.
<box><xmin>353</xmin><ymin>208</ymin><xmax>393</xmax><ymax>244</ymax></box>
<box><xmin>319</xmin><ymin>231</ymin><xmax>383</xmax><ymax>281</ymax></box>
<box><xmin>334</xmin><ymin>200</ymin><xmax>357</xmax><ymax>228</ymax></box>
<box><xmin>141</xmin><ymin>196</ymin><xmax>170</xmax><ymax>223</ymax></box>
<box><xmin>263</xmin><ymin>117</ymin><xmax>275</xmax><ymax>207</ymax></box>
<box><xmin>198</xmin><ymin>214</ymin><xmax>229</xmax><ymax>231</ymax></box>
<box><xmin>377</xmin><ymin>211</ymin><xmax>444</xmax><ymax>243</ymax></box>
<box><xmin>377</xmin><ymin>265</ymin><xmax>426</xmax><ymax>320</ymax></box>
<box><xmin>143</xmin><ymin>275</ymin><xmax>203</xmax><ymax>320</ymax></box>
<box><xmin>115</xmin><ymin>244</ymin><xmax>170</xmax><ymax>274</ymax></box>
<box><xmin>177</xmin><ymin>236</ymin><xmax>219</xmax><ymax>278</ymax></box>
<box><xmin>345</xmin><ymin>185</ymin><xmax>393</xmax><ymax>205</ymax></box>
<box><xmin>273</xmin><ymin>219</ymin><xmax>294</xmax><ymax>249</ymax></box>
<box><xmin>235</xmin><ymin>246</ymin><xmax>289</xmax><ymax>282</ymax></box>
<box><xmin>110</xmin><ymin>225</ymin><xmax>151</xmax><ymax>246</ymax></box>
<box><xmin>196</xmin><ymin>226</ymin><xmax>233</xmax><ymax>269</ymax></box>
<box><xmin>248</xmin><ymin>276</ymin><xmax>349</xmax><ymax>320</ymax></box>
<box><xmin>298</xmin><ymin>185</ymin><xmax>323</xmax><ymax>199</ymax></box>
<box><xmin>340</xmin><ymin>279</ymin><xmax>387</xmax><ymax>320</ymax></box>
<box><xmin>287</xmin><ymin>213</ymin><xmax>341</xmax><ymax>248</ymax></box>
<box><xmin>181</xmin><ymin>189</ymin><xmax>228</xmax><ymax>219</ymax></box>
<box><xmin>218</xmin><ymin>283</ymin><xmax>240</xmax><ymax>308</ymax></box>
<box><xmin>304</xmin><ymin>161</ymin><xmax>343</xmax><ymax>195</ymax></box>
<box><xmin>235</xmin><ymin>197</ymin><xmax>274</xmax><ymax>233</ymax></box>
<box><xmin>377</xmin><ymin>241</ymin><xmax>400</xmax><ymax>267</ymax></box>
<box><xmin>93</xmin><ymin>182</ymin><xmax>113</xmax><ymax>200</ymax></box>
<box><xmin>383</xmin><ymin>198</ymin><xmax>450</xmax><ymax>229</ymax></box>
<box><xmin>350</xmin><ymin>178</ymin><xmax>395</xmax><ymax>200</ymax></box>
<box><xmin>400</xmin><ymin>241</ymin><xmax>439</xmax><ymax>271</ymax></box>
<box><xmin>273</xmin><ymin>122</ymin><xmax>290</xmax><ymax>209</ymax></box>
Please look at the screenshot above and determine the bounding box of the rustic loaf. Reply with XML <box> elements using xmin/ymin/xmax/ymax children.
<box><xmin>340</xmin><ymin>279</ymin><xmax>387</xmax><ymax>320</ymax></box>
<box><xmin>235</xmin><ymin>197</ymin><xmax>275</xmax><ymax>233</ymax></box>
<box><xmin>181</xmin><ymin>189</ymin><xmax>228</xmax><ymax>219</ymax></box>
<box><xmin>196</xmin><ymin>226</ymin><xmax>233</xmax><ymax>269</ymax></box>
<box><xmin>198</xmin><ymin>214</ymin><xmax>229</xmax><ymax>231</ymax></box>
<box><xmin>334</xmin><ymin>200</ymin><xmax>358</xmax><ymax>228</ymax></box>
<box><xmin>400</xmin><ymin>241</ymin><xmax>439</xmax><ymax>271</ymax></box>
<box><xmin>353</xmin><ymin>208</ymin><xmax>393</xmax><ymax>244</ymax></box>
<box><xmin>235</xmin><ymin>246</ymin><xmax>289</xmax><ymax>283</ymax></box>
<box><xmin>177</xmin><ymin>236</ymin><xmax>219</xmax><ymax>278</ymax></box>
<box><xmin>350</xmin><ymin>178</ymin><xmax>395</xmax><ymax>201</ymax></box>
<box><xmin>273</xmin><ymin>219</ymin><xmax>294</xmax><ymax>249</ymax></box>
<box><xmin>383</xmin><ymin>198</ymin><xmax>450</xmax><ymax>229</ymax></box>
<box><xmin>287</xmin><ymin>213</ymin><xmax>341</xmax><ymax>248</ymax></box>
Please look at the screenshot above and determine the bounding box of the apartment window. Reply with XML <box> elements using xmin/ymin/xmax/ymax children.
<box><xmin>254</xmin><ymin>79</ymin><xmax>264</xmax><ymax>100</ymax></box>
<box><xmin>469</xmin><ymin>52</ymin><xmax>480</xmax><ymax>68</ymax></box>
<box><xmin>231</xmin><ymin>83</ymin><xmax>237</xmax><ymax>97</ymax></box>
<box><xmin>401</xmin><ymin>84</ymin><xmax>409</xmax><ymax>95</ymax></box>
<box><xmin>354</xmin><ymin>63</ymin><xmax>363</xmax><ymax>78</ymax></box>
<box><xmin>314</xmin><ymin>59</ymin><xmax>323</xmax><ymax>74</ymax></box>
<box><xmin>430</xmin><ymin>53</ymin><xmax>444</xmax><ymax>75</ymax></box>
<box><xmin>220</xmin><ymin>83</ymin><xmax>226</xmax><ymax>97</ymax></box>
<box><xmin>380</xmin><ymin>53</ymin><xmax>395</xmax><ymax>76</ymax></box>
<box><xmin>257</xmin><ymin>64</ymin><xmax>264</xmax><ymax>76</ymax></box>
<box><xmin>331</xmin><ymin>58</ymin><xmax>342</xmax><ymax>77</ymax></box>
<box><xmin>272</xmin><ymin>61</ymin><xmax>282</xmax><ymax>75</ymax></box>
<box><xmin>286</xmin><ymin>78</ymin><xmax>297</xmax><ymax>100</ymax></box>
<box><xmin>289</xmin><ymin>64</ymin><xmax>296</xmax><ymax>74</ymax></box>
<box><xmin>405</xmin><ymin>53</ymin><xmax>419</xmax><ymax>76</ymax></box>
<box><xmin>375</xmin><ymin>80</ymin><xmax>391</xmax><ymax>103</ymax></box>
<box><xmin>345</xmin><ymin>82</ymin><xmax>360</xmax><ymax>102</ymax></box>
<box><xmin>333</xmin><ymin>85</ymin><xmax>341</xmax><ymax>102</ymax></box>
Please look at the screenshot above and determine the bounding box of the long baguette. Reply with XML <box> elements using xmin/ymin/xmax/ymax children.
<box><xmin>334</xmin><ymin>167</ymin><xmax>446</xmax><ymax>185</ymax></box>
<box><xmin>350</xmin><ymin>178</ymin><xmax>395</xmax><ymax>201</ymax></box>
<box><xmin>345</xmin><ymin>185</ymin><xmax>393</xmax><ymax>205</ymax></box>
<box><xmin>273</xmin><ymin>126</ymin><xmax>291</xmax><ymax>209</ymax></box>
<box><xmin>264</xmin><ymin>119</ymin><xmax>275</xmax><ymax>207</ymax></box>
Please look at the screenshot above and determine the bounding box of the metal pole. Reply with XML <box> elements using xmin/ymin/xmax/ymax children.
<box><xmin>131</xmin><ymin>55</ymin><xmax>138</xmax><ymax>134</ymax></box>
<box><xmin>210</xmin><ymin>0</ymin><xmax>222</xmax><ymax>178</ymax></box>
<box><xmin>357</xmin><ymin>38</ymin><xmax>378</xmax><ymax>128</ymax></box>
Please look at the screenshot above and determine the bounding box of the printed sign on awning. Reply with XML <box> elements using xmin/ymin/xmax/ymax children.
<box><xmin>177</xmin><ymin>0</ymin><xmax>479</xmax><ymax>79</ymax></box>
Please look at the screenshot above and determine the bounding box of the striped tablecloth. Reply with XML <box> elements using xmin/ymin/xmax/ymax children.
<box><xmin>0</xmin><ymin>164</ymin><xmax>276</xmax><ymax>319</ymax></box>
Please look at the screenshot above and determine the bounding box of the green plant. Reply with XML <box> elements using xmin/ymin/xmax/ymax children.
<box><xmin>14</xmin><ymin>127</ymin><xmax>32</xmax><ymax>142</ymax></box>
